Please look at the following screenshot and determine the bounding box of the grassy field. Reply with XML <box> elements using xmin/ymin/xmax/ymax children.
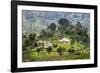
<box><xmin>22</xmin><ymin>38</ymin><xmax>90</xmax><ymax>62</ymax></box>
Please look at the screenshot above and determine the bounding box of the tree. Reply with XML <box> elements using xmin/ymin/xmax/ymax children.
<box><xmin>58</xmin><ymin>18</ymin><xmax>70</xmax><ymax>33</ymax></box>
<box><xmin>68</xmin><ymin>48</ymin><xmax>75</xmax><ymax>55</ymax></box>
<box><xmin>58</xmin><ymin>18</ymin><xmax>70</xmax><ymax>26</ymax></box>
<box><xmin>70</xmin><ymin>36</ymin><xmax>75</xmax><ymax>44</ymax></box>
<box><xmin>40</xmin><ymin>29</ymin><xmax>47</xmax><ymax>36</ymax></box>
<box><xmin>53</xmin><ymin>43</ymin><xmax>58</xmax><ymax>48</ymax></box>
<box><xmin>46</xmin><ymin>46</ymin><xmax>52</xmax><ymax>56</ymax></box>
<box><xmin>70</xmin><ymin>21</ymin><xmax>83</xmax><ymax>42</ymax></box>
<box><xmin>34</xmin><ymin>41</ymin><xmax>38</xmax><ymax>47</ymax></box>
<box><xmin>74</xmin><ymin>22</ymin><xmax>82</xmax><ymax>35</ymax></box>
<box><xmin>48</xmin><ymin>23</ymin><xmax>56</xmax><ymax>31</ymax></box>
<box><xmin>76</xmin><ymin>21</ymin><xmax>82</xmax><ymax>28</ymax></box>
<box><xmin>22</xmin><ymin>34</ymin><xmax>28</xmax><ymax>51</ymax></box>
<box><xmin>28</xmin><ymin>33</ymin><xmax>36</xmax><ymax>46</ymax></box>
<box><xmin>36</xmin><ymin>47</ymin><xmax>44</xmax><ymax>57</ymax></box>
<box><xmin>29</xmin><ymin>33</ymin><xmax>36</xmax><ymax>41</ymax></box>
<box><xmin>36</xmin><ymin>48</ymin><xmax>41</xmax><ymax>57</ymax></box>
<box><xmin>57</xmin><ymin>47</ymin><xmax>63</xmax><ymax>56</ymax></box>
<box><xmin>22</xmin><ymin>38</ymin><xmax>30</xmax><ymax>51</ymax></box>
<box><xmin>74</xmin><ymin>21</ymin><xmax>89</xmax><ymax>47</ymax></box>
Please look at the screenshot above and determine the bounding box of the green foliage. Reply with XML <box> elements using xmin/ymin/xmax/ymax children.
<box><xmin>58</xmin><ymin>18</ymin><xmax>70</xmax><ymax>26</ymax></box>
<box><xmin>40</xmin><ymin>29</ymin><xmax>47</xmax><ymax>36</ymax></box>
<box><xmin>68</xmin><ymin>48</ymin><xmax>75</xmax><ymax>54</ymax></box>
<box><xmin>57</xmin><ymin>47</ymin><xmax>63</xmax><ymax>56</ymax></box>
<box><xmin>48</xmin><ymin>23</ymin><xmax>56</xmax><ymax>31</ymax></box>
<box><xmin>29</xmin><ymin>33</ymin><xmax>36</xmax><ymax>41</ymax></box>
<box><xmin>22</xmin><ymin>18</ymin><xmax>90</xmax><ymax>62</ymax></box>
<box><xmin>46</xmin><ymin>47</ymin><xmax>52</xmax><ymax>55</ymax></box>
<box><xmin>22</xmin><ymin>33</ymin><xmax>37</xmax><ymax>51</ymax></box>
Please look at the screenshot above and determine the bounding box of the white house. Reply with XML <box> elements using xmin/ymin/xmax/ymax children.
<box><xmin>59</xmin><ymin>38</ymin><xmax>70</xmax><ymax>44</ymax></box>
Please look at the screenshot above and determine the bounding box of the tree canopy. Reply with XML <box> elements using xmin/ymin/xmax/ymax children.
<box><xmin>48</xmin><ymin>23</ymin><xmax>56</xmax><ymax>31</ymax></box>
<box><xmin>58</xmin><ymin>18</ymin><xmax>70</xmax><ymax>26</ymax></box>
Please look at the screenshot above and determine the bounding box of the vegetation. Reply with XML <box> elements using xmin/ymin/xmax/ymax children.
<box><xmin>22</xmin><ymin>18</ymin><xmax>90</xmax><ymax>62</ymax></box>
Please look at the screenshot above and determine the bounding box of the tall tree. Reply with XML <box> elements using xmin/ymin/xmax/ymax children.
<box><xmin>58</xmin><ymin>18</ymin><xmax>70</xmax><ymax>33</ymax></box>
<box><xmin>58</xmin><ymin>18</ymin><xmax>69</xmax><ymax>26</ymax></box>
<box><xmin>48</xmin><ymin>23</ymin><xmax>56</xmax><ymax>31</ymax></box>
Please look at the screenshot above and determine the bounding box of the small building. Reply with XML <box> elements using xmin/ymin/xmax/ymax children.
<box><xmin>43</xmin><ymin>41</ymin><xmax>53</xmax><ymax>48</ymax></box>
<box><xmin>59</xmin><ymin>38</ymin><xmax>70</xmax><ymax>44</ymax></box>
<box><xmin>37</xmin><ymin>40</ymin><xmax>53</xmax><ymax>48</ymax></box>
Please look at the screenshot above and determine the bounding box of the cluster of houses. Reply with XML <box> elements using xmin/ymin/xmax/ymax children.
<box><xmin>36</xmin><ymin>37</ymin><xmax>70</xmax><ymax>49</ymax></box>
<box><xmin>37</xmin><ymin>40</ymin><xmax>53</xmax><ymax>48</ymax></box>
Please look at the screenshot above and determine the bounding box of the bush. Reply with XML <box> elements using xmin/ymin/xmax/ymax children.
<box><xmin>68</xmin><ymin>48</ymin><xmax>75</xmax><ymax>54</ymax></box>
<box><xmin>57</xmin><ymin>47</ymin><xmax>63</xmax><ymax>56</ymax></box>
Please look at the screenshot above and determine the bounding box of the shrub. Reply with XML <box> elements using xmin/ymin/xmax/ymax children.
<box><xmin>57</xmin><ymin>47</ymin><xmax>63</xmax><ymax>56</ymax></box>
<box><xmin>46</xmin><ymin>46</ymin><xmax>52</xmax><ymax>55</ymax></box>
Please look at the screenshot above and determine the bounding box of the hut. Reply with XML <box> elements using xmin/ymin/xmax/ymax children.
<box><xmin>59</xmin><ymin>38</ymin><xmax>70</xmax><ymax>44</ymax></box>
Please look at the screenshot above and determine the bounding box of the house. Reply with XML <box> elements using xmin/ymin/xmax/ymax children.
<box><xmin>43</xmin><ymin>41</ymin><xmax>53</xmax><ymax>49</ymax></box>
<box><xmin>37</xmin><ymin>40</ymin><xmax>53</xmax><ymax>48</ymax></box>
<box><xmin>59</xmin><ymin>38</ymin><xmax>70</xmax><ymax>44</ymax></box>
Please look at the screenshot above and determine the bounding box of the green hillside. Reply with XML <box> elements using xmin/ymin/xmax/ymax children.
<box><xmin>22</xmin><ymin>18</ymin><xmax>90</xmax><ymax>62</ymax></box>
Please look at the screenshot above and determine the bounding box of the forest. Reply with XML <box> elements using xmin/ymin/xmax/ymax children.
<box><xmin>22</xmin><ymin>17</ymin><xmax>90</xmax><ymax>62</ymax></box>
